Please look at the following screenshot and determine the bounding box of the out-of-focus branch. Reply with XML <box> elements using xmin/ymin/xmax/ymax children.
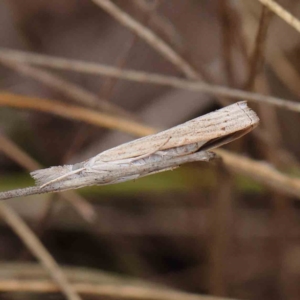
<box><xmin>1</xmin><ymin>48</ymin><xmax>299</xmax><ymax>113</ymax></box>
<box><xmin>216</xmin><ymin>149</ymin><xmax>300</xmax><ymax>199</ymax></box>
<box><xmin>131</xmin><ymin>0</ymin><xmax>185</xmax><ymax>52</ymax></box>
<box><xmin>257</xmin><ymin>0</ymin><xmax>300</xmax><ymax>33</ymax></box>
<box><xmin>0</xmin><ymin>203</ymin><xmax>82</xmax><ymax>300</ymax></box>
<box><xmin>0</xmin><ymin>58</ymin><xmax>132</xmax><ymax>117</ymax></box>
<box><xmin>91</xmin><ymin>0</ymin><xmax>201</xmax><ymax>80</ymax></box>
<box><xmin>0</xmin><ymin>262</ymin><xmax>236</xmax><ymax>300</ymax></box>
<box><xmin>0</xmin><ymin>92</ymin><xmax>155</xmax><ymax>137</ymax></box>
<box><xmin>244</xmin><ymin>6</ymin><xmax>273</xmax><ymax>90</ymax></box>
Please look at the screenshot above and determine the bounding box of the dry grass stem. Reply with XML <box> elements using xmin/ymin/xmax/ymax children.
<box><xmin>0</xmin><ymin>203</ymin><xmax>82</xmax><ymax>300</ymax></box>
<box><xmin>218</xmin><ymin>1</ymin><xmax>235</xmax><ymax>86</ymax></box>
<box><xmin>208</xmin><ymin>166</ymin><xmax>234</xmax><ymax>295</ymax></box>
<box><xmin>0</xmin><ymin>133</ymin><xmax>40</xmax><ymax>170</ymax></box>
<box><xmin>0</xmin><ymin>262</ymin><xmax>240</xmax><ymax>299</ymax></box>
<box><xmin>0</xmin><ymin>92</ymin><xmax>155</xmax><ymax>137</ymax></box>
<box><xmin>90</xmin><ymin>0</ymin><xmax>201</xmax><ymax>79</ymax></box>
<box><xmin>245</xmin><ymin>6</ymin><xmax>273</xmax><ymax>90</ymax></box>
<box><xmin>0</xmin><ymin>58</ymin><xmax>131</xmax><ymax>117</ymax></box>
<box><xmin>216</xmin><ymin>149</ymin><xmax>300</xmax><ymax>198</ymax></box>
<box><xmin>99</xmin><ymin>0</ymin><xmax>160</xmax><ymax>99</ymax></box>
<box><xmin>257</xmin><ymin>0</ymin><xmax>300</xmax><ymax>33</ymax></box>
<box><xmin>268</xmin><ymin>48</ymin><xmax>300</xmax><ymax>96</ymax></box>
<box><xmin>1</xmin><ymin>48</ymin><xmax>299</xmax><ymax>113</ymax></box>
<box><xmin>131</xmin><ymin>0</ymin><xmax>185</xmax><ymax>52</ymax></box>
<box><xmin>0</xmin><ymin>279</ymin><xmax>236</xmax><ymax>300</ymax></box>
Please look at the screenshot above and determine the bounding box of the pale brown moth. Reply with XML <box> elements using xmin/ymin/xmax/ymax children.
<box><xmin>30</xmin><ymin>101</ymin><xmax>259</xmax><ymax>192</ymax></box>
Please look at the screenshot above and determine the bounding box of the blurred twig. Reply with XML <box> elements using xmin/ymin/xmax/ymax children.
<box><xmin>0</xmin><ymin>58</ymin><xmax>132</xmax><ymax>118</ymax></box>
<box><xmin>218</xmin><ymin>1</ymin><xmax>235</xmax><ymax>86</ymax></box>
<box><xmin>131</xmin><ymin>0</ymin><xmax>185</xmax><ymax>52</ymax></box>
<box><xmin>0</xmin><ymin>280</ymin><xmax>237</xmax><ymax>300</ymax></box>
<box><xmin>208</xmin><ymin>165</ymin><xmax>234</xmax><ymax>296</ymax></box>
<box><xmin>0</xmin><ymin>92</ymin><xmax>155</xmax><ymax>137</ymax></box>
<box><xmin>0</xmin><ymin>203</ymin><xmax>82</xmax><ymax>300</ymax></box>
<box><xmin>215</xmin><ymin>149</ymin><xmax>300</xmax><ymax>198</ymax></box>
<box><xmin>1</xmin><ymin>48</ymin><xmax>299</xmax><ymax>112</ymax></box>
<box><xmin>243</xmin><ymin>8</ymin><xmax>294</xmax><ymax>298</ymax></box>
<box><xmin>0</xmin><ymin>133</ymin><xmax>40</xmax><ymax>170</ymax></box>
<box><xmin>90</xmin><ymin>0</ymin><xmax>201</xmax><ymax>79</ymax></box>
<box><xmin>244</xmin><ymin>6</ymin><xmax>273</xmax><ymax>90</ymax></box>
<box><xmin>268</xmin><ymin>47</ymin><xmax>300</xmax><ymax>96</ymax></box>
<box><xmin>257</xmin><ymin>0</ymin><xmax>300</xmax><ymax>33</ymax></box>
<box><xmin>99</xmin><ymin>0</ymin><xmax>160</xmax><ymax>100</ymax></box>
<box><xmin>0</xmin><ymin>264</ymin><xmax>237</xmax><ymax>300</ymax></box>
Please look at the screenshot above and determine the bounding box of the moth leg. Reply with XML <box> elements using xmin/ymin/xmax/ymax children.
<box><xmin>107</xmin><ymin>167</ymin><xmax>179</xmax><ymax>185</ymax></box>
<box><xmin>100</xmin><ymin>174</ymin><xmax>141</xmax><ymax>185</ymax></box>
<box><xmin>39</xmin><ymin>167</ymin><xmax>85</xmax><ymax>188</ymax></box>
<box><xmin>142</xmin><ymin>166</ymin><xmax>179</xmax><ymax>176</ymax></box>
<box><xmin>139</xmin><ymin>151</ymin><xmax>215</xmax><ymax>178</ymax></box>
<box><xmin>121</xmin><ymin>151</ymin><xmax>215</xmax><ymax>182</ymax></box>
<box><xmin>152</xmin><ymin>141</ymin><xmax>207</xmax><ymax>159</ymax></box>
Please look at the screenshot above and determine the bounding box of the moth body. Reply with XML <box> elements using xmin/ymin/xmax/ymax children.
<box><xmin>30</xmin><ymin>101</ymin><xmax>259</xmax><ymax>189</ymax></box>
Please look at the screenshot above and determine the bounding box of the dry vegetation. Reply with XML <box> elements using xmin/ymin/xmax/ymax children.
<box><xmin>0</xmin><ymin>0</ymin><xmax>300</xmax><ymax>299</ymax></box>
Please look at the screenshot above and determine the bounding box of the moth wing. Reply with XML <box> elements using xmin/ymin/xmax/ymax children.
<box><xmin>90</xmin><ymin>101</ymin><xmax>259</xmax><ymax>163</ymax></box>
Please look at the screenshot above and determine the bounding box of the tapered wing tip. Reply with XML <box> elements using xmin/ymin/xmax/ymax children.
<box><xmin>237</xmin><ymin>101</ymin><xmax>260</xmax><ymax>126</ymax></box>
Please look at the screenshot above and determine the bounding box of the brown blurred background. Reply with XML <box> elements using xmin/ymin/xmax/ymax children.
<box><xmin>0</xmin><ymin>0</ymin><xmax>300</xmax><ymax>299</ymax></box>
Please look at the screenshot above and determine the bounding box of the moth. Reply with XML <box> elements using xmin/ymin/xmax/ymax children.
<box><xmin>31</xmin><ymin>101</ymin><xmax>259</xmax><ymax>192</ymax></box>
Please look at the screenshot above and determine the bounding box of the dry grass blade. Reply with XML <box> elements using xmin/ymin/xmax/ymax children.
<box><xmin>216</xmin><ymin>149</ymin><xmax>300</xmax><ymax>198</ymax></box>
<box><xmin>268</xmin><ymin>47</ymin><xmax>300</xmax><ymax>96</ymax></box>
<box><xmin>208</xmin><ymin>166</ymin><xmax>234</xmax><ymax>295</ymax></box>
<box><xmin>0</xmin><ymin>203</ymin><xmax>82</xmax><ymax>300</ymax></box>
<box><xmin>0</xmin><ymin>92</ymin><xmax>155</xmax><ymax>137</ymax></box>
<box><xmin>1</xmin><ymin>48</ymin><xmax>299</xmax><ymax>113</ymax></box>
<box><xmin>131</xmin><ymin>0</ymin><xmax>185</xmax><ymax>52</ymax></box>
<box><xmin>0</xmin><ymin>262</ymin><xmax>237</xmax><ymax>300</ymax></box>
<box><xmin>0</xmin><ymin>58</ymin><xmax>131</xmax><ymax>117</ymax></box>
<box><xmin>0</xmin><ymin>133</ymin><xmax>40</xmax><ymax>170</ymax></box>
<box><xmin>245</xmin><ymin>6</ymin><xmax>273</xmax><ymax>90</ymax></box>
<box><xmin>90</xmin><ymin>0</ymin><xmax>201</xmax><ymax>80</ymax></box>
<box><xmin>99</xmin><ymin>0</ymin><xmax>160</xmax><ymax>100</ymax></box>
<box><xmin>218</xmin><ymin>1</ymin><xmax>235</xmax><ymax>86</ymax></box>
<box><xmin>0</xmin><ymin>280</ymin><xmax>236</xmax><ymax>300</ymax></box>
<box><xmin>257</xmin><ymin>0</ymin><xmax>300</xmax><ymax>33</ymax></box>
